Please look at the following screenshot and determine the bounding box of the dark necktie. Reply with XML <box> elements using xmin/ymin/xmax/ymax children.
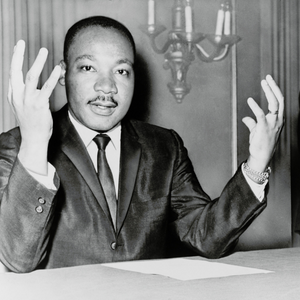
<box><xmin>93</xmin><ymin>134</ymin><xmax>117</xmax><ymax>230</ymax></box>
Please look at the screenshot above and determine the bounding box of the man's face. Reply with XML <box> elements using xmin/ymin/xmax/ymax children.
<box><xmin>64</xmin><ymin>26</ymin><xmax>135</xmax><ymax>132</ymax></box>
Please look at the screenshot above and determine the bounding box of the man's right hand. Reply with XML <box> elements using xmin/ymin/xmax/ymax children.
<box><xmin>8</xmin><ymin>40</ymin><xmax>61</xmax><ymax>175</ymax></box>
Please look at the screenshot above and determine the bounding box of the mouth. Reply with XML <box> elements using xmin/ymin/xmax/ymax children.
<box><xmin>88</xmin><ymin>95</ymin><xmax>118</xmax><ymax>115</ymax></box>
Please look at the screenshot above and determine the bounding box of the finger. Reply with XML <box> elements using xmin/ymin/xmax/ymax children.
<box><xmin>24</xmin><ymin>47</ymin><xmax>49</xmax><ymax>97</ymax></box>
<box><xmin>7</xmin><ymin>79</ymin><xmax>12</xmax><ymax>105</ymax></box>
<box><xmin>247</xmin><ymin>97</ymin><xmax>266</xmax><ymax>122</ymax></box>
<box><xmin>40</xmin><ymin>65</ymin><xmax>62</xmax><ymax>100</ymax></box>
<box><xmin>10</xmin><ymin>40</ymin><xmax>25</xmax><ymax>72</ymax></box>
<box><xmin>266</xmin><ymin>75</ymin><xmax>284</xmax><ymax>118</ymax></box>
<box><xmin>261</xmin><ymin>79</ymin><xmax>278</xmax><ymax>115</ymax></box>
<box><xmin>10</xmin><ymin>40</ymin><xmax>25</xmax><ymax>89</ymax></box>
<box><xmin>7</xmin><ymin>79</ymin><xmax>17</xmax><ymax>116</ymax></box>
<box><xmin>266</xmin><ymin>75</ymin><xmax>283</xmax><ymax>102</ymax></box>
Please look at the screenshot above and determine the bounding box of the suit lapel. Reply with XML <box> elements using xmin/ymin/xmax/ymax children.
<box><xmin>51</xmin><ymin>106</ymin><xmax>112</xmax><ymax>223</ymax></box>
<box><xmin>117</xmin><ymin>120</ymin><xmax>141</xmax><ymax>233</ymax></box>
<box><xmin>51</xmin><ymin>107</ymin><xmax>142</xmax><ymax>233</ymax></box>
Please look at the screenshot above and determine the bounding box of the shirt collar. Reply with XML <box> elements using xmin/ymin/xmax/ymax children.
<box><xmin>68</xmin><ymin>111</ymin><xmax>121</xmax><ymax>150</ymax></box>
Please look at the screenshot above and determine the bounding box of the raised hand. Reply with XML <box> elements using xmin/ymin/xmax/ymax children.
<box><xmin>242</xmin><ymin>75</ymin><xmax>284</xmax><ymax>172</ymax></box>
<box><xmin>8</xmin><ymin>40</ymin><xmax>61</xmax><ymax>174</ymax></box>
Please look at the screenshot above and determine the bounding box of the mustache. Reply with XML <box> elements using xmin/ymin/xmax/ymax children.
<box><xmin>89</xmin><ymin>95</ymin><xmax>117</xmax><ymax>105</ymax></box>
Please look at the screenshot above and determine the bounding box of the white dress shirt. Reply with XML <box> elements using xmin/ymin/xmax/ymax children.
<box><xmin>68</xmin><ymin>112</ymin><xmax>121</xmax><ymax>198</ymax></box>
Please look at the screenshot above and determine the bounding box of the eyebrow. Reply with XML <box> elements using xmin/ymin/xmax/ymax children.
<box><xmin>74</xmin><ymin>55</ymin><xmax>134</xmax><ymax>67</ymax></box>
<box><xmin>74</xmin><ymin>54</ymin><xmax>95</xmax><ymax>63</ymax></box>
<box><xmin>117</xmin><ymin>59</ymin><xmax>134</xmax><ymax>67</ymax></box>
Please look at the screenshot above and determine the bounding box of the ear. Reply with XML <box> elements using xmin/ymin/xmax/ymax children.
<box><xmin>58</xmin><ymin>60</ymin><xmax>66</xmax><ymax>86</ymax></box>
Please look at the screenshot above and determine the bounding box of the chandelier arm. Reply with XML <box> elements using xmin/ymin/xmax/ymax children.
<box><xmin>194</xmin><ymin>43</ymin><xmax>224</xmax><ymax>63</ymax></box>
<box><xmin>149</xmin><ymin>36</ymin><xmax>173</xmax><ymax>54</ymax></box>
<box><xmin>211</xmin><ymin>44</ymin><xmax>230</xmax><ymax>61</ymax></box>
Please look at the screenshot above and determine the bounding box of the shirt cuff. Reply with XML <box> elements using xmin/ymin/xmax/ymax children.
<box><xmin>242</xmin><ymin>163</ymin><xmax>267</xmax><ymax>202</ymax></box>
<box><xmin>27</xmin><ymin>163</ymin><xmax>57</xmax><ymax>190</ymax></box>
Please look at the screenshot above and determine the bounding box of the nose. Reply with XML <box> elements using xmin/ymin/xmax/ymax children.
<box><xmin>94</xmin><ymin>73</ymin><xmax>118</xmax><ymax>94</ymax></box>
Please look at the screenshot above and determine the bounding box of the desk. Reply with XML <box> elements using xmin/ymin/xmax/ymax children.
<box><xmin>1</xmin><ymin>247</ymin><xmax>300</xmax><ymax>300</ymax></box>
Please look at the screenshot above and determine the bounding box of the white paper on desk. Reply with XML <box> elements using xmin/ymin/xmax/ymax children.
<box><xmin>102</xmin><ymin>258</ymin><xmax>273</xmax><ymax>281</ymax></box>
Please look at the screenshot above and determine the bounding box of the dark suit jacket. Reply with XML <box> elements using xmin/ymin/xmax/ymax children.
<box><xmin>0</xmin><ymin>105</ymin><xmax>267</xmax><ymax>272</ymax></box>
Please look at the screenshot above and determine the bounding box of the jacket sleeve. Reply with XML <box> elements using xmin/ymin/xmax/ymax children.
<box><xmin>0</xmin><ymin>130</ymin><xmax>59</xmax><ymax>272</ymax></box>
<box><xmin>169</xmin><ymin>130</ymin><xmax>267</xmax><ymax>258</ymax></box>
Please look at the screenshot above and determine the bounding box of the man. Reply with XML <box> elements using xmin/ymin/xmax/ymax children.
<box><xmin>0</xmin><ymin>16</ymin><xmax>284</xmax><ymax>273</ymax></box>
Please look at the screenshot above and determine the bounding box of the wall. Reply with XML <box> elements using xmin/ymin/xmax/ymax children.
<box><xmin>235</xmin><ymin>0</ymin><xmax>291</xmax><ymax>250</ymax></box>
<box><xmin>235</xmin><ymin>0</ymin><xmax>300</xmax><ymax>250</ymax></box>
<box><xmin>0</xmin><ymin>0</ymin><xmax>295</xmax><ymax>251</ymax></box>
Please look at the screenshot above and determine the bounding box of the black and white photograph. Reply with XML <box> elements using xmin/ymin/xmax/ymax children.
<box><xmin>0</xmin><ymin>0</ymin><xmax>298</xmax><ymax>299</ymax></box>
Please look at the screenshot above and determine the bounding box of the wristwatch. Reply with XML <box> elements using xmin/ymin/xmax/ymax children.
<box><xmin>243</xmin><ymin>161</ymin><xmax>271</xmax><ymax>185</ymax></box>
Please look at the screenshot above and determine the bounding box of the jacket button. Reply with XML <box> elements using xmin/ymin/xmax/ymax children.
<box><xmin>35</xmin><ymin>206</ymin><xmax>43</xmax><ymax>213</ymax></box>
<box><xmin>111</xmin><ymin>242</ymin><xmax>117</xmax><ymax>250</ymax></box>
<box><xmin>38</xmin><ymin>197</ymin><xmax>46</xmax><ymax>204</ymax></box>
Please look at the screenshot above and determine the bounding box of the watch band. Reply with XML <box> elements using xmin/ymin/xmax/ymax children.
<box><xmin>243</xmin><ymin>162</ymin><xmax>271</xmax><ymax>185</ymax></box>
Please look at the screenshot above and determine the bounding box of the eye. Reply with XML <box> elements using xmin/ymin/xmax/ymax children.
<box><xmin>81</xmin><ymin>65</ymin><xmax>95</xmax><ymax>72</ymax></box>
<box><xmin>116</xmin><ymin>69</ymin><xmax>129</xmax><ymax>76</ymax></box>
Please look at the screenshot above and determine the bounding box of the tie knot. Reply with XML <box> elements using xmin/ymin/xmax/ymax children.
<box><xmin>93</xmin><ymin>134</ymin><xmax>111</xmax><ymax>150</ymax></box>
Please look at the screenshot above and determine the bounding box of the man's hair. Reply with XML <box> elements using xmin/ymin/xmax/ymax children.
<box><xmin>63</xmin><ymin>16</ymin><xmax>136</xmax><ymax>64</ymax></box>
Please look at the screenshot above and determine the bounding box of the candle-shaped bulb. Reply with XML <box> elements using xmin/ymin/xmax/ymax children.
<box><xmin>224</xmin><ymin>1</ymin><xmax>232</xmax><ymax>35</ymax></box>
<box><xmin>148</xmin><ymin>0</ymin><xmax>155</xmax><ymax>26</ymax></box>
<box><xmin>215</xmin><ymin>3</ymin><xmax>225</xmax><ymax>36</ymax></box>
<box><xmin>172</xmin><ymin>0</ymin><xmax>185</xmax><ymax>31</ymax></box>
<box><xmin>185</xmin><ymin>0</ymin><xmax>193</xmax><ymax>33</ymax></box>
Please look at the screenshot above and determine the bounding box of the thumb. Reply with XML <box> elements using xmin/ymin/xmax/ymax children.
<box><xmin>242</xmin><ymin>117</ymin><xmax>256</xmax><ymax>132</ymax></box>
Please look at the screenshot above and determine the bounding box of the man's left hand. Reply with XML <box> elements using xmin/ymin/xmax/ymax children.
<box><xmin>242</xmin><ymin>75</ymin><xmax>284</xmax><ymax>172</ymax></box>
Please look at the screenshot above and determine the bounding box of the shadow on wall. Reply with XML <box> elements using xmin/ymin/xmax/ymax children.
<box><xmin>294</xmin><ymin>93</ymin><xmax>300</xmax><ymax>236</ymax></box>
<box><xmin>126</xmin><ymin>52</ymin><xmax>151</xmax><ymax>122</ymax></box>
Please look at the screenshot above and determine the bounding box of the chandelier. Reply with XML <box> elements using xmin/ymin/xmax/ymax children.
<box><xmin>141</xmin><ymin>0</ymin><xmax>241</xmax><ymax>102</ymax></box>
